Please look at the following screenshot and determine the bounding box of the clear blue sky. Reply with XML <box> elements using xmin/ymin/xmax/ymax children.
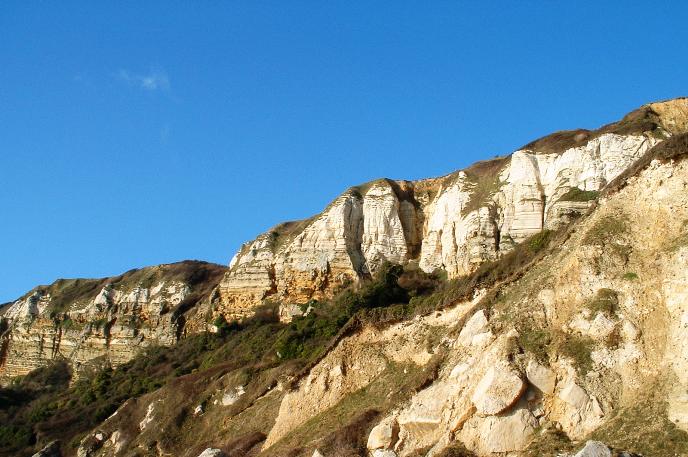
<box><xmin>1</xmin><ymin>2</ymin><xmax>686</xmax><ymax>303</ymax></box>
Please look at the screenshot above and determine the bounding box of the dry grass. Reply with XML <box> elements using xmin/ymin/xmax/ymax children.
<box><xmin>588</xmin><ymin>382</ymin><xmax>688</xmax><ymax>456</ymax></box>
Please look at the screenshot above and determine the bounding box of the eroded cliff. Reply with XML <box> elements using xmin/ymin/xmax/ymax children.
<box><xmin>214</xmin><ymin>98</ymin><xmax>688</xmax><ymax>320</ymax></box>
<box><xmin>0</xmin><ymin>261</ymin><xmax>225</xmax><ymax>382</ymax></box>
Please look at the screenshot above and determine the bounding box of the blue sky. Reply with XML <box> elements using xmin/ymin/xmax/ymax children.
<box><xmin>1</xmin><ymin>2</ymin><xmax>686</xmax><ymax>303</ymax></box>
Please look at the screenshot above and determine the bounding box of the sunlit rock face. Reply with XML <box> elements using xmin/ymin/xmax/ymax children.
<box><xmin>215</xmin><ymin>99</ymin><xmax>688</xmax><ymax>319</ymax></box>
<box><xmin>0</xmin><ymin>261</ymin><xmax>225</xmax><ymax>382</ymax></box>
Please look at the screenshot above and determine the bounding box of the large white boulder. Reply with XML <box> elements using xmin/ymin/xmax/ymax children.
<box><xmin>367</xmin><ymin>416</ymin><xmax>399</xmax><ymax>450</ymax></box>
<box><xmin>471</xmin><ymin>362</ymin><xmax>525</xmax><ymax>415</ymax></box>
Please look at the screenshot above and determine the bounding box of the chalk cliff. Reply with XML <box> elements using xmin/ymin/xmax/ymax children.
<box><xmin>0</xmin><ymin>261</ymin><xmax>225</xmax><ymax>381</ymax></box>
<box><xmin>215</xmin><ymin>99</ymin><xmax>688</xmax><ymax>320</ymax></box>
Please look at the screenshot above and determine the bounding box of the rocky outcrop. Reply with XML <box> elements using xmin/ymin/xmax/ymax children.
<box><xmin>0</xmin><ymin>261</ymin><xmax>225</xmax><ymax>382</ymax></box>
<box><xmin>214</xmin><ymin>99</ymin><xmax>688</xmax><ymax>320</ymax></box>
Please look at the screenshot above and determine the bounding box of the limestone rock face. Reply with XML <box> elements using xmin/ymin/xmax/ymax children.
<box><xmin>0</xmin><ymin>261</ymin><xmax>225</xmax><ymax>382</ymax></box>
<box><xmin>214</xmin><ymin>100</ymin><xmax>688</xmax><ymax>319</ymax></box>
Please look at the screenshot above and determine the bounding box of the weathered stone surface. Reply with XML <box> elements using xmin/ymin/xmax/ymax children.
<box><xmin>559</xmin><ymin>381</ymin><xmax>590</xmax><ymax>410</ymax></box>
<box><xmin>197</xmin><ymin>449</ymin><xmax>227</xmax><ymax>457</ymax></box>
<box><xmin>456</xmin><ymin>309</ymin><xmax>490</xmax><ymax>346</ymax></box>
<box><xmin>470</xmin><ymin>361</ymin><xmax>525</xmax><ymax>415</ymax></box>
<box><xmin>215</xmin><ymin>101</ymin><xmax>675</xmax><ymax>319</ymax></box>
<box><xmin>0</xmin><ymin>262</ymin><xmax>225</xmax><ymax>383</ymax></box>
<box><xmin>461</xmin><ymin>407</ymin><xmax>538</xmax><ymax>454</ymax></box>
<box><xmin>372</xmin><ymin>450</ymin><xmax>397</xmax><ymax>457</ymax></box>
<box><xmin>574</xmin><ymin>440</ymin><xmax>612</xmax><ymax>457</ymax></box>
<box><xmin>367</xmin><ymin>417</ymin><xmax>399</xmax><ymax>450</ymax></box>
<box><xmin>526</xmin><ymin>360</ymin><xmax>556</xmax><ymax>394</ymax></box>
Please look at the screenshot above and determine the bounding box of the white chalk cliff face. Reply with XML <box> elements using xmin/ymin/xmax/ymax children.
<box><xmin>0</xmin><ymin>261</ymin><xmax>225</xmax><ymax>382</ymax></box>
<box><xmin>216</xmin><ymin>100</ymin><xmax>688</xmax><ymax>319</ymax></box>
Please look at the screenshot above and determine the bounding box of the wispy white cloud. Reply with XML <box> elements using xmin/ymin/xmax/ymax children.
<box><xmin>117</xmin><ymin>67</ymin><xmax>170</xmax><ymax>91</ymax></box>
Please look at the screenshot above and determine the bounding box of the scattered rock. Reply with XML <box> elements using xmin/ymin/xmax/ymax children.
<box><xmin>312</xmin><ymin>450</ymin><xmax>325</xmax><ymax>457</ymax></box>
<box><xmin>221</xmin><ymin>385</ymin><xmax>246</xmax><ymax>406</ymax></box>
<box><xmin>471</xmin><ymin>362</ymin><xmax>525</xmax><ymax>415</ymax></box>
<box><xmin>194</xmin><ymin>404</ymin><xmax>205</xmax><ymax>415</ymax></box>
<box><xmin>574</xmin><ymin>440</ymin><xmax>612</xmax><ymax>457</ymax></box>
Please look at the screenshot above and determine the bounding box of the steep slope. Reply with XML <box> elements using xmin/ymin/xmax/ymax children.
<box><xmin>258</xmin><ymin>133</ymin><xmax>688</xmax><ymax>456</ymax></box>
<box><xmin>214</xmin><ymin>98</ymin><xmax>688</xmax><ymax>321</ymax></box>
<box><xmin>64</xmin><ymin>132</ymin><xmax>688</xmax><ymax>457</ymax></box>
<box><xmin>0</xmin><ymin>261</ymin><xmax>226</xmax><ymax>382</ymax></box>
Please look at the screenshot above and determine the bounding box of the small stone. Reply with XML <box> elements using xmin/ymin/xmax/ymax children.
<box><xmin>198</xmin><ymin>449</ymin><xmax>227</xmax><ymax>457</ymax></box>
<box><xmin>312</xmin><ymin>450</ymin><xmax>325</xmax><ymax>457</ymax></box>
<box><xmin>574</xmin><ymin>440</ymin><xmax>612</xmax><ymax>457</ymax></box>
<box><xmin>194</xmin><ymin>404</ymin><xmax>204</xmax><ymax>415</ymax></box>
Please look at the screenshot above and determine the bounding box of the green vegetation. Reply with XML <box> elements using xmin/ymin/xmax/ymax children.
<box><xmin>516</xmin><ymin>327</ymin><xmax>552</xmax><ymax>364</ymax></box>
<box><xmin>555</xmin><ymin>332</ymin><xmax>596</xmax><ymax>374</ymax></box>
<box><xmin>589</xmin><ymin>387</ymin><xmax>688</xmax><ymax>456</ymax></box>
<box><xmin>559</xmin><ymin>187</ymin><xmax>599</xmax><ymax>202</ymax></box>
<box><xmin>524</xmin><ymin>426</ymin><xmax>574</xmax><ymax>456</ymax></box>
<box><xmin>0</xmin><ymin>229</ymin><xmax>562</xmax><ymax>456</ymax></box>
<box><xmin>583</xmin><ymin>215</ymin><xmax>631</xmax><ymax>260</ymax></box>
<box><xmin>267</xmin><ymin>218</ymin><xmax>314</xmax><ymax>252</ymax></box>
<box><xmin>459</xmin><ymin>157</ymin><xmax>508</xmax><ymax>216</ymax></box>
<box><xmin>585</xmin><ymin>288</ymin><xmax>618</xmax><ymax>316</ymax></box>
<box><xmin>410</xmin><ymin>230</ymin><xmax>555</xmax><ymax>313</ymax></box>
<box><xmin>622</xmin><ymin>272</ymin><xmax>638</xmax><ymax>281</ymax></box>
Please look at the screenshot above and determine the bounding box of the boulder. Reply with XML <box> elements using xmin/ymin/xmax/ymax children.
<box><xmin>457</xmin><ymin>310</ymin><xmax>489</xmax><ymax>346</ymax></box>
<box><xmin>526</xmin><ymin>360</ymin><xmax>556</xmax><ymax>394</ymax></box>
<box><xmin>461</xmin><ymin>407</ymin><xmax>538</xmax><ymax>454</ymax></box>
<box><xmin>367</xmin><ymin>417</ymin><xmax>399</xmax><ymax>450</ymax></box>
<box><xmin>559</xmin><ymin>381</ymin><xmax>589</xmax><ymax>410</ymax></box>
<box><xmin>574</xmin><ymin>441</ymin><xmax>612</xmax><ymax>457</ymax></box>
<box><xmin>471</xmin><ymin>362</ymin><xmax>525</xmax><ymax>415</ymax></box>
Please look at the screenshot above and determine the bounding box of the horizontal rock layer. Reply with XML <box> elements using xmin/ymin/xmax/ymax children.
<box><xmin>0</xmin><ymin>261</ymin><xmax>225</xmax><ymax>382</ymax></box>
<box><xmin>216</xmin><ymin>99</ymin><xmax>688</xmax><ymax>318</ymax></box>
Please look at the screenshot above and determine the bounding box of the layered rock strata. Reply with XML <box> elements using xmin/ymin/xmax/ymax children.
<box><xmin>0</xmin><ymin>261</ymin><xmax>225</xmax><ymax>382</ymax></box>
<box><xmin>216</xmin><ymin>99</ymin><xmax>688</xmax><ymax>318</ymax></box>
